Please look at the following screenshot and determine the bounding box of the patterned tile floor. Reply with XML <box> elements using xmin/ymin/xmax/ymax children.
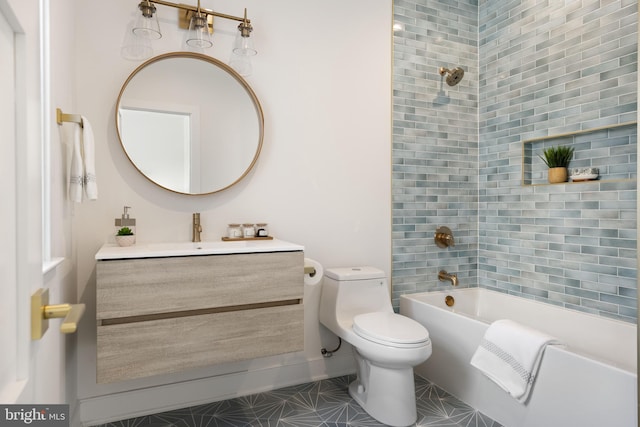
<box><xmin>97</xmin><ymin>374</ymin><xmax>502</xmax><ymax>427</ymax></box>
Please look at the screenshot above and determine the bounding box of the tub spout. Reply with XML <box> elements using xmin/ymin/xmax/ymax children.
<box><xmin>438</xmin><ymin>270</ymin><xmax>458</xmax><ymax>286</ymax></box>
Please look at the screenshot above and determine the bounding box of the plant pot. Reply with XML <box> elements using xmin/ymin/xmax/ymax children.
<box><xmin>548</xmin><ymin>167</ymin><xmax>568</xmax><ymax>184</ymax></box>
<box><xmin>115</xmin><ymin>235</ymin><xmax>136</xmax><ymax>247</ymax></box>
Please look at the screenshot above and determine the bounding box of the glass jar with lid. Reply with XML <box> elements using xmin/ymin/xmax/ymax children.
<box><xmin>242</xmin><ymin>223</ymin><xmax>256</xmax><ymax>238</ymax></box>
<box><xmin>255</xmin><ymin>223</ymin><xmax>269</xmax><ymax>237</ymax></box>
<box><xmin>227</xmin><ymin>224</ymin><xmax>242</xmax><ymax>239</ymax></box>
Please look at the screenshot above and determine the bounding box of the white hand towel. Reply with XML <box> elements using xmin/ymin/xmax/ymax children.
<box><xmin>81</xmin><ymin>116</ymin><xmax>98</xmax><ymax>200</ymax></box>
<box><xmin>470</xmin><ymin>319</ymin><xmax>560</xmax><ymax>404</ymax></box>
<box><xmin>68</xmin><ymin>123</ymin><xmax>84</xmax><ymax>203</ymax></box>
<box><xmin>64</xmin><ymin>116</ymin><xmax>98</xmax><ymax>202</ymax></box>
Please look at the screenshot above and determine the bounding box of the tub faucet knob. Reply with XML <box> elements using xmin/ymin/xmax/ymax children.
<box><xmin>438</xmin><ymin>270</ymin><xmax>458</xmax><ymax>287</ymax></box>
<box><xmin>435</xmin><ymin>226</ymin><xmax>455</xmax><ymax>248</ymax></box>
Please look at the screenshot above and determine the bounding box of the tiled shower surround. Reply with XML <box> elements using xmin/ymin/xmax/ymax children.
<box><xmin>392</xmin><ymin>0</ymin><xmax>638</xmax><ymax>323</ymax></box>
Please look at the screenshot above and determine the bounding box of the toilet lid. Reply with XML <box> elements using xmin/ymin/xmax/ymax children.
<box><xmin>353</xmin><ymin>312</ymin><xmax>429</xmax><ymax>347</ymax></box>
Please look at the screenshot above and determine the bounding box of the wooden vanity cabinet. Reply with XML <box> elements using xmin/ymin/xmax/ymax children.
<box><xmin>96</xmin><ymin>251</ymin><xmax>304</xmax><ymax>383</ymax></box>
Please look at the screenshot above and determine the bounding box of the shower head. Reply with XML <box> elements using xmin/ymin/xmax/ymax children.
<box><xmin>439</xmin><ymin>66</ymin><xmax>464</xmax><ymax>86</ymax></box>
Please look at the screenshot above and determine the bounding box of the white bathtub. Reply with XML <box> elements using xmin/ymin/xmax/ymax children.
<box><xmin>400</xmin><ymin>288</ymin><xmax>637</xmax><ymax>427</ymax></box>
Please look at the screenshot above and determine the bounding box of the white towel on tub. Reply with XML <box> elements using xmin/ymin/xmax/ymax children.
<box><xmin>470</xmin><ymin>319</ymin><xmax>560</xmax><ymax>404</ymax></box>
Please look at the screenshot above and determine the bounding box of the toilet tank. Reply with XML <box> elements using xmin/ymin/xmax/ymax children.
<box><xmin>319</xmin><ymin>267</ymin><xmax>393</xmax><ymax>333</ymax></box>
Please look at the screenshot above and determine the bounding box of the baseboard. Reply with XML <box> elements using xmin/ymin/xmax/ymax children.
<box><xmin>79</xmin><ymin>354</ymin><xmax>355</xmax><ymax>426</ymax></box>
<box><xmin>69</xmin><ymin>404</ymin><xmax>82</xmax><ymax>427</ymax></box>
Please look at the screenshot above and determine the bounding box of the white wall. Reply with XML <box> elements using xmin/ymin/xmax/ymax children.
<box><xmin>72</xmin><ymin>0</ymin><xmax>392</xmax><ymax>424</ymax></box>
<box><xmin>45</xmin><ymin>0</ymin><xmax>78</xmax><ymax>413</ymax></box>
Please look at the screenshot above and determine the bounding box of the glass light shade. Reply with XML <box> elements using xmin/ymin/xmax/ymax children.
<box><xmin>186</xmin><ymin>13</ymin><xmax>213</xmax><ymax>49</ymax></box>
<box><xmin>121</xmin><ymin>21</ymin><xmax>153</xmax><ymax>61</ymax></box>
<box><xmin>232</xmin><ymin>29</ymin><xmax>257</xmax><ymax>56</ymax></box>
<box><xmin>121</xmin><ymin>35</ymin><xmax>153</xmax><ymax>61</ymax></box>
<box><xmin>229</xmin><ymin>52</ymin><xmax>252</xmax><ymax>77</ymax></box>
<box><xmin>132</xmin><ymin>10</ymin><xmax>162</xmax><ymax>40</ymax></box>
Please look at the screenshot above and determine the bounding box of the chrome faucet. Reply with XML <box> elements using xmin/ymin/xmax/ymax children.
<box><xmin>438</xmin><ymin>270</ymin><xmax>458</xmax><ymax>286</ymax></box>
<box><xmin>192</xmin><ymin>213</ymin><xmax>202</xmax><ymax>242</ymax></box>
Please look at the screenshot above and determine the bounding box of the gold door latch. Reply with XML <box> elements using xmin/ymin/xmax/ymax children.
<box><xmin>31</xmin><ymin>288</ymin><xmax>86</xmax><ymax>340</ymax></box>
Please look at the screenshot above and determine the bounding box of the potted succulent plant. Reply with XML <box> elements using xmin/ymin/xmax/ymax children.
<box><xmin>539</xmin><ymin>145</ymin><xmax>575</xmax><ymax>183</ymax></box>
<box><xmin>115</xmin><ymin>226</ymin><xmax>136</xmax><ymax>247</ymax></box>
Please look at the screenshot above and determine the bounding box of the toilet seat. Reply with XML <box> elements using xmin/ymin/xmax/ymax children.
<box><xmin>353</xmin><ymin>312</ymin><xmax>430</xmax><ymax>348</ymax></box>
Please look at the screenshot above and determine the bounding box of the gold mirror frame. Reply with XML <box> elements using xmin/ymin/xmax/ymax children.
<box><xmin>115</xmin><ymin>52</ymin><xmax>264</xmax><ymax>196</ymax></box>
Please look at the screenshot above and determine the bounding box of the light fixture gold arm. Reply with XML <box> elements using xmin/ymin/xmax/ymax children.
<box><xmin>238</xmin><ymin>8</ymin><xmax>253</xmax><ymax>37</ymax></box>
<box><xmin>149</xmin><ymin>0</ymin><xmax>251</xmax><ymax>24</ymax></box>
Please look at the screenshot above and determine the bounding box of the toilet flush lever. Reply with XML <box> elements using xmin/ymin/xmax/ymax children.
<box><xmin>31</xmin><ymin>288</ymin><xmax>86</xmax><ymax>340</ymax></box>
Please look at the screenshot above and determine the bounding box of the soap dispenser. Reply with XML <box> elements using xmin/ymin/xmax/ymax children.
<box><xmin>115</xmin><ymin>206</ymin><xmax>136</xmax><ymax>239</ymax></box>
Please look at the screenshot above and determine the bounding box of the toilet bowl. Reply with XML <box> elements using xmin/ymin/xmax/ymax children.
<box><xmin>318</xmin><ymin>266</ymin><xmax>432</xmax><ymax>427</ymax></box>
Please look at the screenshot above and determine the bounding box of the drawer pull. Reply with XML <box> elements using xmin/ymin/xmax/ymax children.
<box><xmin>100</xmin><ymin>298</ymin><xmax>302</xmax><ymax>326</ymax></box>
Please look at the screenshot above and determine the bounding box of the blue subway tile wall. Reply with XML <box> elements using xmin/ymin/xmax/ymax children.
<box><xmin>393</xmin><ymin>0</ymin><xmax>638</xmax><ymax>323</ymax></box>
<box><xmin>392</xmin><ymin>0</ymin><xmax>480</xmax><ymax>308</ymax></box>
<box><xmin>478</xmin><ymin>0</ymin><xmax>637</xmax><ymax>323</ymax></box>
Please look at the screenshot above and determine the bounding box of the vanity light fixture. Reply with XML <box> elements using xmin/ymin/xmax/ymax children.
<box><xmin>228</xmin><ymin>8</ymin><xmax>257</xmax><ymax>76</ymax></box>
<box><xmin>185</xmin><ymin>0</ymin><xmax>213</xmax><ymax>48</ymax></box>
<box><xmin>233</xmin><ymin>9</ymin><xmax>257</xmax><ymax>56</ymax></box>
<box><xmin>128</xmin><ymin>0</ymin><xmax>256</xmax><ymax>72</ymax></box>
<box><xmin>133</xmin><ymin>0</ymin><xmax>162</xmax><ymax>40</ymax></box>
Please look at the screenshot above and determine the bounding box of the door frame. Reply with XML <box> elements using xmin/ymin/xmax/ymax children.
<box><xmin>0</xmin><ymin>0</ymin><xmax>44</xmax><ymax>404</ymax></box>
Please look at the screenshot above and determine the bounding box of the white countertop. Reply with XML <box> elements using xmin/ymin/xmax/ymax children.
<box><xmin>95</xmin><ymin>239</ymin><xmax>304</xmax><ymax>260</ymax></box>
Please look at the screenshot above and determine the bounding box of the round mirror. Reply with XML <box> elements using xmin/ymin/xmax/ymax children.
<box><xmin>116</xmin><ymin>52</ymin><xmax>264</xmax><ymax>195</ymax></box>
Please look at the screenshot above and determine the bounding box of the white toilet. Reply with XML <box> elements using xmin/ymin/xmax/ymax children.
<box><xmin>318</xmin><ymin>266</ymin><xmax>432</xmax><ymax>427</ymax></box>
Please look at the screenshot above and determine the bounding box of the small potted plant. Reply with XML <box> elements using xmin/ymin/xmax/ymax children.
<box><xmin>539</xmin><ymin>145</ymin><xmax>575</xmax><ymax>183</ymax></box>
<box><xmin>115</xmin><ymin>226</ymin><xmax>135</xmax><ymax>247</ymax></box>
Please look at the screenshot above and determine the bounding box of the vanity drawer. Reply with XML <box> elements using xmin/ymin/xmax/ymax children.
<box><xmin>96</xmin><ymin>249</ymin><xmax>306</xmax><ymax>382</ymax></box>
<box><xmin>97</xmin><ymin>251</ymin><xmax>303</xmax><ymax>320</ymax></box>
<box><xmin>97</xmin><ymin>303</ymin><xmax>304</xmax><ymax>383</ymax></box>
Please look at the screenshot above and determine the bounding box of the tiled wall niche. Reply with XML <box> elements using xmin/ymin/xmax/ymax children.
<box><xmin>392</xmin><ymin>0</ymin><xmax>638</xmax><ymax>323</ymax></box>
<box><xmin>522</xmin><ymin>122</ymin><xmax>636</xmax><ymax>186</ymax></box>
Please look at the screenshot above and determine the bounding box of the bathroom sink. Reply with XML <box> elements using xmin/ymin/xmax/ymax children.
<box><xmin>95</xmin><ymin>239</ymin><xmax>304</xmax><ymax>260</ymax></box>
